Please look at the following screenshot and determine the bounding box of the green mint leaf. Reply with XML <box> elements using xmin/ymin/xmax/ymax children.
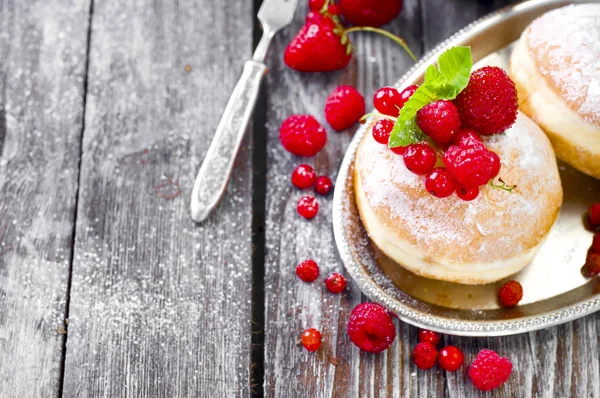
<box><xmin>388</xmin><ymin>85</ymin><xmax>436</xmax><ymax>148</ymax></box>
<box><xmin>428</xmin><ymin>46</ymin><xmax>472</xmax><ymax>99</ymax></box>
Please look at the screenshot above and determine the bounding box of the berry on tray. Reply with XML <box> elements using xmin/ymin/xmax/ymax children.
<box><xmin>325</xmin><ymin>85</ymin><xmax>366</xmax><ymax>131</ymax></box>
<box><xmin>297</xmin><ymin>195</ymin><xmax>319</xmax><ymax>219</ymax></box>
<box><xmin>468</xmin><ymin>349</ymin><xmax>512</xmax><ymax>391</ymax></box>
<box><xmin>325</xmin><ymin>273</ymin><xmax>347</xmax><ymax>293</ymax></box>
<box><xmin>438</xmin><ymin>346</ymin><xmax>464</xmax><ymax>372</ymax></box>
<box><xmin>315</xmin><ymin>176</ymin><xmax>333</xmax><ymax>195</ymax></box>
<box><xmin>425</xmin><ymin>167</ymin><xmax>457</xmax><ymax>198</ymax></box>
<box><xmin>412</xmin><ymin>342</ymin><xmax>437</xmax><ymax>370</ymax></box>
<box><xmin>301</xmin><ymin>328</ymin><xmax>322</xmax><ymax>351</ymax></box>
<box><xmin>348</xmin><ymin>303</ymin><xmax>396</xmax><ymax>353</ymax></box>
<box><xmin>292</xmin><ymin>164</ymin><xmax>317</xmax><ymax>189</ymax></box>
<box><xmin>296</xmin><ymin>259</ymin><xmax>320</xmax><ymax>282</ymax></box>
<box><xmin>416</xmin><ymin>99</ymin><xmax>461</xmax><ymax>145</ymax></box>
<box><xmin>498</xmin><ymin>280</ymin><xmax>523</xmax><ymax>307</ymax></box>
<box><xmin>280</xmin><ymin>115</ymin><xmax>327</xmax><ymax>157</ymax></box>
<box><xmin>372</xmin><ymin>119</ymin><xmax>395</xmax><ymax>144</ymax></box>
<box><xmin>418</xmin><ymin>329</ymin><xmax>440</xmax><ymax>345</ymax></box>
<box><xmin>589</xmin><ymin>203</ymin><xmax>600</xmax><ymax>230</ymax></box>
<box><xmin>338</xmin><ymin>0</ymin><xmax>403</xmax><ymax>27</ymax></box>
<box><xmin>403</xmin><ymin>143</ymin><xmax>436</xmax><ymax>175</ymax></box>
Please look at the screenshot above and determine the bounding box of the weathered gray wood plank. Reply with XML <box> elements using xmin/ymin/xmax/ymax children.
<box><xmin>62</xmin><ymin>0</ymin><xmax>255</xmax><ymax>396</ymax></box>
<box><xmin>0</xmin><ymin>0</ymin><xmax>90</xmax><ymax>396</ymax></box>
<box><xmin>262</xmin><ymin>1</ymin><xmax>435</xmax><ymax>396</ymax></box>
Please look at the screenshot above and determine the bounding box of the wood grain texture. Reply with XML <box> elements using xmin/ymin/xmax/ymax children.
<box><xmin>61</xmin><ymin>0</ymin><xmax>255</xmax><ymax>396</ymax></box>
<box><xmin>0</xmin><ymin>0</ymin><xmax>90</xmax><ymax>396</ymax></box>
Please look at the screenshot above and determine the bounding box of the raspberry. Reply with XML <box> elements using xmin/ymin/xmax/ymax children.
<box><xmin>416</xmin><ymin>100</ymin><xmax>462</xmax><ymax>144</ymax></box>
<box><xmin>280</xmin><ymin>115</ymin><xmax>327</xmax><ymax>157</ymax></box>
<box><xmin>456</xmin><ymin>185</ymin><xmax>479</xmax><ymax>201</ymax></box>
<box><xmin>315</xmin><ymin>176</ymin><xmax>333</xmax><ymax>195</ymax></box>
<box><xmin>488</xmin><ymin>151</ymin><xmax>501</xmax><ymax>179</ymax></box>
<box><xmin>592</xmin><ymin>234</ymin><xmax>600</xmax><ymax>253</ymax></box>
<box><xmin>301</xmin><ymin>328</ymin><xmax>322</xmax><ymax>351</ymax></box>
<box><xmin>443</xmin><ymin>144</ymin><xmax>493</xmax><ymax>188</ymax></box>
<box><xmin>325</xmin><ymin>85</ymin><xmax>366</xmax><ymax>131</ymax></box>
<box><xmin>325</xmin><ymin>273</ymin><xmax>347</xmax><ymax>293</ymax></box>
<box><xmin>403</xmin><ymin>143</ymin><xmax>436</xmax><ymax>175</ymax></box>
<box><xmin>438</xmin><ymin>346</ymin><xmax>464</xmax><ymax>372</ymax></box>
<box><xmin>418</xmin><ymin>329</ymin><xmax>440</xmax><ymax>345</ymax></box>
<box><xmin>451</xmin><ymin>128</ymin><xmax>482</xmax><ymax>148</ymax></box>
<box><xmin>589</xmin><ymin>204</ymin><xmax>600</xmax><ymax>230</ymax></box>
<box><xmin>297</xmin><ymin>195</ymin><xmax>319</xmax><ymax>219</ymax></box>
<box><xmin>498</xmin><ymin>280</ymin><xmax>523</xmax><ymax>307</ymax></box>
<box><xmin>372</xmin><ymin>119</ymin><xmax>394</xmax><ymax>144</ymax></box>
<box><xmin>585</xmin><ymin>251</ymin><xmax>600</xmax><ymax>276</ymax></box>
<box><xmin>454</xmin><ymin>66</ymin><xmax>518</xmax><ymax>135</ymax></box>
<box><xmin>373</xmin><ymin>87</ymin><xmax>404</xmax><ymax>117</ymax></box>
<box><xmin>425</xmin><ymin>168</ymin><xmax>457</xmax><ymax>198</ymax></box>
<box><xmin>339</xmin><ymin>0</ymin><xmax>403</xmax><ymax>27</ymax></box>
<box><xmin>296</xmin><ymin>259</ymin><xmax>320</xmax><ymax>282</ymax></box>
<box><xmin>413</xmin><ymin>342</ymin><xmax>437</xmax><ymax>370</ymax></box>
<box><xmin>347</xmin><ymin>303</ymin><xmax>396</xmax><ymax>353</ymax></box>
<box><xmin>468</xmin><ymin>349</ymin><xmax>513</xmax><ymax>391</ymax></box>
<box><xmin>291</xmin><ymin>164</ymin><xmax>317</xmax><ymax>189</ymax></box>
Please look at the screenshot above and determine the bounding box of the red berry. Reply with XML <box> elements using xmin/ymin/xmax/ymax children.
<box><xmin>284</xmin><ymin>17</ymin><xmax>352</xmax><ymax>72</ymax></box>
<box><xmin>327</xmin><ymin>4</ymin><xmax>341</xmax><ymax>15</ymax></box>
<box><xmin>468</xmin><ymin>349</ymin><xmax>513</xmax><ymax>391</ymax></box>
<box><xmin>347</xmin><ymin>303</ymin><xmax>396</xmax><ymax>353</ymax></box>
<box><xmin>308</xmin><ymin>0</ymin><xmax>325</xmax><ymax>12</ymax></box>
<box><xmin>585</xmin><ymin>251</ymin><xmax>600</xmax><ymax>276</ymax></box>
<box><xmin>498</xmin><ymin>280</ymin><xmax>523</xmax><ymax>307</ymax></box>
<box><xmin>438</xmin><ymin>346</ymin><xmax>464</xmax><ymax>372</ymax></box>
<box><xmin>418</xmin><ymin>329</ymin><xmax>440</xmax><ymax>345</ymax></box>
<box><xmin>400</xmin><ymin>84</ymin><xmax>418</xmax><ymax>103</ymax></box>
<box><xmin>589</xmin><ymin>204</ymin><xmax>600</xmax><ymax>230</ymax></box>
<box><xmin>412</xmin><ymin>342</ymin><xmax>437</xmax><ymax>370</ymax></box>
<box><xmin>325</xmin><ymin>273</ymin><xmax>347</xmax><ymax>293</ymax></box>
<box><xmin>291</xmin><ymin>164</ymin><xmax>317</xmax><ymax>189</ymax></box>
<box><xmin>325</xmin><ymin>85</ymin><xmax>366</xmax><ymax>131</ymax></box>
<box><xmin>339</xmin><ymin>0</ymin><xmax>403</xmax><ymax>27</ymax></box>
<box><xmin>451</xmin><ymin>128</ymin><xmax>482</xmax><ymax>148</ymax></box>
<box><xmin>390</xmin><ymin>145</ymin><xmax>407</xmax><ymax>155</ymax></box>
<box><xmin>296</xmin><ymin>259</ymin><xmax>320</xmax><ymax>282</ymax></box>
<box><xmin>488</xmin><ymin>151</ymin><xmax>501</xmax><ymax>179</ymax></box>
<box><xmin>372</xmin><ymin>119</ymin><xmax>394</xmax><ymax>144</ymax></box>
<box><xmin>297</xmin><ymin>195</ymin><xmax>319</xmax><ymax>219</ymax></box>
<box><xmin>443</xmin><ymin>144</ymin><xmax>493</xmax><ymax>188</ymax></box>
<box><xmin>592</xmin><ymin>234</ymin><xmax>600</xmax><ymax>253</ymax></box>
<box><xmin>416</xmin><ymin>100</ymin><xmax>462</xmax><ymax>144</ymax></box>
<box><xmin>403</xmin><ymin>143</ymin><xmax>436</xmax><ymax>175</ymax></box>
<box><xmin>456</xmin><ymin>185</ymin><xmax>479</xmax><ymax>201</ymax></box>
<box><xmin>425</xmin><ymin>167</ymin><xmax>457</xmax><ymax>198</ymax></box>
<box><xmin>280</xmin><ymin>115</ymin><xmax>327</xmax><ymax>157</ymax></box>
<box><xmin>301</xmin><ymin>328</ymin><xmax>322</xmax><ymax>351</ymax></box>
<box><xmin>454</xmin><ymin>66</ymin><xmax>518</xmax><ymax>135</ymax></box>
<box><xmin>315</xmin><ymin>176</ymin><xmax>333</xmax><ymax>195</ymax></box>
<box><xmin>373</xmin><ymin>87</ymin><xmax>404</xmax><ymax>117</ymax></box>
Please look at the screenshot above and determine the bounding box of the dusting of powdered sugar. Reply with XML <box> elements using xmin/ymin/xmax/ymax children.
<box><xmin>527</xmin><ymin>4</ymin><xmax>600</xmax><ymax>127</ymax></box>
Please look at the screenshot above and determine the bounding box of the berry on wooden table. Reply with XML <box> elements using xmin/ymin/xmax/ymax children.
<box><xmin>438</xmin><ymin>346</ymin><xmax>464</xmax><ymax>372</ymax></box>
<box><xmin>425</xmin><ymin>168</ymin><xmax>457</xmax><ymax>198</ymax></box>
<box><xmin>372</xmin><ymin>119</ymin><xmax>394</xmax><ymax>144</ymax></box>
<box><xmin>585</xmin><ymin>252</ymin><xmax>600</xmax><ymax>276</ymax></box>
<box><xmin>347</xmin><ymin>303</ymin><xmax>396</xmax><ymax>353</ymax></box>
<box><xmin>589</xmin><ymin>203</ymin><xmax>600</xmax><ymax>230</ymax></box>
<box><xmin>412</xmin><ymin>342</ymin><xmax>437</xmax><ymax>370</ymax></box>
<box><xmin>280</xmin><ymin>115</ymin><xmax>327</xmax><ymax>157</ymax></box>
<box><xmin>315</xmin><ymin>176</ymin><xmax>333</xmax><ymax>195</ymax></box>
<box><xmin>296</xmin><ymin>259</ymin><xmax>320</xmax><ymax>282</ymax></box>
<box><xmin>468</xmin><ymin>349</ymin><xmax>513</xmax><ymax>391</ymax></box>
<box><xmin>456</xmin><ymin>185</ymin><xmax>479</xmax><ymax>201</ymax></box>
<box><xmin>403</xmin><ymin>143</ymin><xmax>437</xmax><ymax>175</ymax></box>
<box><xmin>291</xmin><ymin>164</ymin><xmax>317</xmax><ymax>189</ymax></box>
<box><xmin>416</xmin><ymin>100</ymin><xmax>462</xmax><ymax>145</ymax></box>
<box><xmin>373</xmin><ymin>87</ymin><xmax>404</xmax><ymax>117</ymax></box>
<box><xmin>498</xmin><ymin>280</ymin><xmax>523</xmax><ymax>307</ymax></box>
<box><xmin>297</xmin><ymin>195</ymin><xmax>319</xmax><ymax>219</ymax></box>
<box><xmin>301</xmin><ymin>328</ymin><xmax>322</xmax><ymax>351</ymax></box>
<box><xmin>325</xmin><ymin>273</ymin><xmax>347</xmax><ymax>293</ymax></box>
<box><xmin>418</xmin><ymin>329</ymin><xmax>440</xmax><ymax>346</ymax></box>
<box><xmin>325</xmin><ymin>85</ymin><xmax>366</xmax><ymax>131</ymax></box>
<box><xmin>338</xmin><ymin>0</ymin><xmax>403</xmax><ymax>27</ymax></box>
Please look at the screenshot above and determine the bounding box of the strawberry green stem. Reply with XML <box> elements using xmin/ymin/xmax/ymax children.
<box><xmin>344</xmin><ymin>26</ymin><xmax>418</xmax><ymax>62</ymax></box>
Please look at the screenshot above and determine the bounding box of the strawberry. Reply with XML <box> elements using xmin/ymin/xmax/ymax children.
<box><xmin>339</xmin><ymin>0</ymin><xmax>403</xmax><ymax>27</ymax></box>
<box><xmin>324</xmin><ymin>85</ymin><xmax>366</xmax><ymax>131</ymax></box>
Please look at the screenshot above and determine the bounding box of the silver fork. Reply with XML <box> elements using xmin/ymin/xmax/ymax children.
<box><xmin>191</xmin><ymin>0</ymin><xmax>299</xmax><ymax>222</ymax></box>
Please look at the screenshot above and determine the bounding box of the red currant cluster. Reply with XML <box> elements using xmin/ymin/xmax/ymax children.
<box><xmin>291</xmin><ymin>164</ymin><xmax>333</xmax><ymax>219</ymax></box>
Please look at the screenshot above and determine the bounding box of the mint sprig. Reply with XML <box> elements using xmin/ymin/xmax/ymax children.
<box><xmin>388</xmin><ymin>46</ymin><xmax>473</xmax><ymax>148</ymax></box>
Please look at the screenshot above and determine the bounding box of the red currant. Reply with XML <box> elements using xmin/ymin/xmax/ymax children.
<box><xmin>325</xmin><ymin>273</ymin><xmax>346</xmax><ymax>293</ymax></box>
<box><xmin>373</xmin><ymin>87</ymin><xmax>404</xmax><ymax>117</ymax></box>
<box><xmin>297</xmin><ymin>195</ymin><xmax>319</xmax><ymax>219</ymax></box>
<box><xmin>488</xmin><ymin>151</ymin><xmax>501</xmax><ymax>179</ymax></box>
<box><xmin>296</xmin><ymin>259</ymin><xmax>320</xmax><ymax>282</ymax></box>
<box><xmin>372</xmin><ymin>119</ymin><xmax>394</xmax><ymax>144</ymax></box>
<box><xmin>418</xmin><ymin>329</ymin><xmax>440</xmax><ymax>345</ymax></box>
<box><xmin>456</xmin><ymin>185</ymin><xmax>479</xmax><ymax>201</ymax></box>
<box><xmin>301</xmin><ymin>328</ymin><xmax>322</xmax><ymax>351</ymax></box>
<box><xmin>588</xmin><ymin>203</ymin><xmax>600</xmax><ymax>230</ymax></box>
<box><xmin>438</xmin><ymin>346</ymin><xmax>464</xmax><ymax>371</ymax></box>
<box><xmin>390</xmin><ymin>145</ymin><xmax>407</xmax><ymax>155</ymax></box>
<box><xmin>403</xmin><ymin>143</ymin><xmax>436</xmax><ymax>175</ymax></box>
<box><xmin>451</xmin><ymin>128</ymin><xmax>482</xmax><ymax>148</ymax></box>
<box><xmin>399</xmin><ymin>85</ymin><xmax>418</xmax><ymax>103</ymax></box>
<box><xmin>315</xmin><ymin>176</ymin><xmax>333</xmax><ymax>195</ymax></box>
<box><xmin>592</xmin><ymin>234</ymin><xmax>600</xmax><ymax>253</ymax></box>
<box><xmin>425</xmin><ymin>168</ymin><xmax>457</xmax><ymax>198</ymax></box>
<box><xmin>291</xmin><ymin>164</ymin><xmax>317</xmax><ymax>189</ymax></box>
<box><xmin>327</xmin><ymin>4</ymin><xmax>340</xmax><ymax>15</ymax></box>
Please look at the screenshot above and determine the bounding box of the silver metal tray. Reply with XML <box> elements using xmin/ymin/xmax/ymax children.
<box><xmin>333</xmin><ymin>0</ymin><xmax>600</xmax><ymax>336</ymax></box>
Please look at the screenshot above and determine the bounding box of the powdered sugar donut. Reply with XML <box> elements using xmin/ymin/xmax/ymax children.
<box><xmin>510</xmin><ymin>4</ymin><xmax>600</xmax><ymax>179</ymax></box>
<box><xmin>354</xmin><ymin>112</ymin><xmax>563</xmax><ymax>285</ymax></box>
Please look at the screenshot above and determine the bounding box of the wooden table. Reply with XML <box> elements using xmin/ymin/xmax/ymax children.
<box><xmin>1</xmin><ymin>0</ymin><xmax>598</xmax><ymax>396</ymax></box>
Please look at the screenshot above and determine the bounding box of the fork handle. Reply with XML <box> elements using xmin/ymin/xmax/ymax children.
<box><xmin>191</xmin><ymin>60</ymin><xmax>267</xmax><ymax>222</ymax></box>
